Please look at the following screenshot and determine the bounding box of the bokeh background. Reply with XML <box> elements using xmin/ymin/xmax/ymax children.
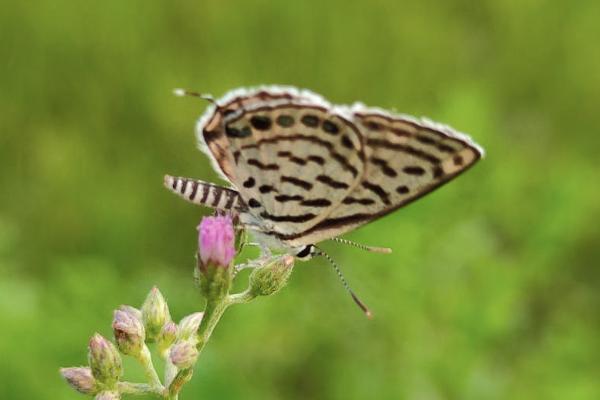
<box><xmin>1</xmin><ymin>1</ymin><xmax>599</xmax><ymax>399</ymax></box>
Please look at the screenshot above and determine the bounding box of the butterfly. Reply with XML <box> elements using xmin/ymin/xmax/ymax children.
<box><xmin>165</xmin><ymin>86</ymin><xmax>484</xmax><ymax>260</ymax></box>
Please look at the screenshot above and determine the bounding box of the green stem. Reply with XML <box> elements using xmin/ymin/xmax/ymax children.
<box><xmin>118</xmin><ymin>381</ymin><xmax>161</xmax><ymax>395</ymax></box>
<box><xmin>227</xmin><ymin>289</ymin><xmax>256</xmax><ymax>305</ymax></box>
<box><xmin>196</xmin><ymin>297</ymin><xmax>229</xmax><ymax>353</ymax></box>
<box><xmin>138</xmin><ymin>345</ymin><xmax>164</xmax><ymax>392</ymax></box>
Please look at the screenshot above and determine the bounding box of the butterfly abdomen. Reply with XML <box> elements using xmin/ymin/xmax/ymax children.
<box><xmin>164</xmin><ymin>175</ymin><xmax>247</xmax><ymax>211</ymax></box>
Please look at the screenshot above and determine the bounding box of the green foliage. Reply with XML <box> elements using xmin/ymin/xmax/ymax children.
<box><xmin>1</xmin><ymin>1</ymin><xmax>599</xmax><ymax>399</ymax></box>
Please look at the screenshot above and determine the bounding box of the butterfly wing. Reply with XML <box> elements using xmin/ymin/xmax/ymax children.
<box><xmin>198</xmin><ymin>88</ymin><xmax>367</xmax><ymax>240</ymax></box>
<box><xmin>277</xmin><ymin>110</ymin><xmax>483</xmax><ymax>247</ymax></box>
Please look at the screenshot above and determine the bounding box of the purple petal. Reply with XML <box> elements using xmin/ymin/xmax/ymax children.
<box><xmin>197</xmin><ymin>215</ymin><xmax>235</xmax><ymax>267</ymax></box>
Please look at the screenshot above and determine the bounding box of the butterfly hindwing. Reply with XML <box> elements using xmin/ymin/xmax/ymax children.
<box><xmin>277</xmin><ymin>110</ymin><xmax>483</xmax><ymax>247</ymax></box>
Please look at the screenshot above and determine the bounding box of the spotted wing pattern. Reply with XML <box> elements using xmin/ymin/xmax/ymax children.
<box><xmin>169</xmin><ymin>86</ymin><xmax>483</xmax><ymax>251</ymax></box>
<box><xmin>275</xmin><ymin>110</ymin><xmax>483</xmax><ymax>247</ymax></box>
<box><xmin>198</xmin><ymin>89</ymin><xmax>366</xmax><ymax>241</ymax></box>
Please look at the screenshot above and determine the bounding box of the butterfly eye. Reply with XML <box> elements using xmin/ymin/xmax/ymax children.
<box><xmin>295</xmin><ymin>245</ymin><xmax>314</xmax><ymax>260</ymax></box>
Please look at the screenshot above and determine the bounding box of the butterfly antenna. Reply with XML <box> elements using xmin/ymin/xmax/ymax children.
<box><xmin>332</xmin><ymin>237</ymin><xmax>392</xmax><ymax>254</ymax></box>
<box><xmin>314</xmin><ymin>247</ymin><xmax>373</xmax><ymax>319</ymax></box>
<box><xmin>173</xmin><ymin>88</ymin><xmax>219</xmax><ymax>107</ymax></box>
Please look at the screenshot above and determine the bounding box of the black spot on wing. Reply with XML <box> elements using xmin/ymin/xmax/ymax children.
<box><xmin>366</xmin><ymin>138</ymin><xmax>441</xmax><ymax>164</ymax></box>
<box><xmin>259</xmin><ymin>185</ymin><xmax>276</xmax><ymax>193</ymax></box>
<box><xmin>243</xmin><ymin>177</ymin><xmax>255</xmax><ymax>188</ymax></box>
<box><xmin>438</xmin><ymin>143</ymin><xmax>457</xmax><ymax>153</ymax></box>
<box><xmin>248</xmin><ymin>198</ymin><xmax>261</xmax><ymax>208</ymax></box>
<box><xmin>259</xmin><ymin>212</ymin><xmax>316</xmax><ymax>223</ymax></box>
<box><xmin>276</xmin><ymin>115</ymin><xmax>294</xmax><ymax>127</ymax></box>
<box><xmin>322</xmin><ymin>120</ymin><xmax>339</xmax><ymax>135</ymax></box>
<box><xmin>403</xmin><ymin>166</ymin><xmax>426</xmax><ymax>176</ymax></box>
<box><xmin>396</xmin><ymin>185</ymin><xmax>410</xmax><ymax>194</ymax></box>
<box><xmin>281</xmin><ymin>176</ymin><xmax>313</xmax><ymax>191</ymax></box>
<box><xmin>370</xmin><ymin>157</ymin><xmax>397</xmax><ymax>177</ymax></box>
<box><xmin>341</xmin><ymin>135</ymin><xmax>354</xmax><ymax>150</ymax></box>
<box><xmin>301</xmin><ymin>114</ymin><xmax>319</xmax><ymax>128</ymax></box>
<box><xmin>275</xmin><ymin>194</ymin><xmax>304</xmax><ymax>202</ymax></box>
<box><xmin>416</xmin><ymin>135</ymin><xmax>436</xmax><ymax>145</ymax></box>
<box><xmin>342</xmin><ymin>197</ymin><xmax>375</xmax><ymax>205</ymax></box>
<box><xmin>361</xmin><ymin>181</ymin><xmax>391</xmax><ymax>205</ymax></box>
<box><xmin>226</xmin><ymin>125</ymin><xmax>252</xmax><ymax>138</ymax></box>
<box><xmin>250</xmin><ymin>115</ymin><xmax>272</xmax><ymax>131</ymax></box>
<box><xmin>300</xmin><ymin>198</ymin><xmax>332</xmax><ymax>207</ymax></box>
<box><xmin>248</xmin><ymin>159</ymin><xmax>279</xmax><ymax>171</ymax></box>
<box><xmin>308</xmin><ymin>155</ymin><xmax>325</xmax><ymax>165</ymax></box>
<box><xmin>316</xmin><ymin>175</ymin><xmax>349</xmax><ymax>190</ymax></box>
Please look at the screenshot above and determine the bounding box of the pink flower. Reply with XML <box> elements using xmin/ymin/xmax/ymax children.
<box><xmin>197</xmin><ymin>215</ymin><xmax>235</xmax><ymax>268</ymax></box>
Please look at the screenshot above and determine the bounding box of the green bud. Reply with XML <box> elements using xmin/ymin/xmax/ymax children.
<box><xmin>197</xmin><ymin>253</ymin><xmax>233</xmax><ymax>302</ymax></box>
<box><xmin>177</xmin><ymin>312</ymin><xmax>203</xmax><ymax>340</ymax></box>
<box><xmin>157</xmin><ymin>321</ymin><xmax>178</xmax><ymax>355</ymax></box>
<box><xmin>249</xmin><ymin>255</ymin><xmax>295</xmax><ymax>296</ymax></box>
<box><xmin>112</xmin><ymin>307</ymin><xmax>145</xmax><ymax>357</ymax></box>
<box><xmin>141</xmin><ymin>286</ymin><xmax>171</xmax><ymax>341</ymax></box>
<box><xmin>60</xmin><ymin>366</ymin><xmax>99</xmax><ymax>395</ymax></box>
<box><xmin>169</xmin><ymin>340</ymin><xmax>199</xmax><ymax>369</ymax></box>
<box><xmin>95</xmin><ymin>391</ymin><xmax>120</xmax><ymax>400</ymax></box>
<box><xmin>88</xmin><ymin>333</ymin><xmax>122</xmax><ymax>387</ymax></box>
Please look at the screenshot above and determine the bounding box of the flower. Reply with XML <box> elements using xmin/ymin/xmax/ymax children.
<box><xmin>169</xmin><ymin>340</ymin><xmax>199</xmax><ymax>369</ymax></box>
<box><xmin>112</xmin><ymin>307</ymin><xmax>145</xmax><ymax>356</ymax></box>
<box><xmin>141</xmin><ymin>286</ymin><xmax>171</xmax><ymax>341</ymax></box>
<box><xmin>196</xmin><ymin>215</ymin><xmax>236</xmax><ymax>301</ymax></box>
<box><xmin>198</xmin><ymin>215</ymin><xmax>235</xmax><ymax>268</ymax></box>
<box><xmin>60</xmin><ymin>366</ymin><xmax>98</xmax><ymax>395</ymax></box>
<box><xmin>88</xmin><ymin>333</ymin><xmax>122</xmax><ymax>386</ymax></box>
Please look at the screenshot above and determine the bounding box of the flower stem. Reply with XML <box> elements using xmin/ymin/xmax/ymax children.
<box><xmin>227</xmin><ymin>289</ymin><xmax>256</xmax><ymax>305</ymax></box>
<box><xmin>118</xmin><ymin>381</ymin><xmax>160</xmax><ymax>395</ymax></box>
<box><xmin>137</xmin><ymin>345</ymin><xmax>164</xmax><ymax>392</ymax></box>
<box><xmin>196</xmin><ymin>298</ymin><xmax>229</xmax><ymax>353</ymax></box>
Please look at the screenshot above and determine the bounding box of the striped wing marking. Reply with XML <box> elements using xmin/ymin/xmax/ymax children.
<box><xmin>276</xmin><ymin>112</ymin><xmax>483</xmax><ymax>247</ymax></box>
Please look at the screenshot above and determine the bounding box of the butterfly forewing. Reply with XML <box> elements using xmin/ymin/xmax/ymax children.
<box><xmin>276</xmin><ymin>111</ymin><xmax>482</xmax><ymax>247</ymax></box>
<box><xmin>200</xmin><ymin>92</ymin><xmax>366</xmax><ymax>237</ymax></box>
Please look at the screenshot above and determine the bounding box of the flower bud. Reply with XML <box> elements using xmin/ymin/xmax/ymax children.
<box><xmin>249</xmin><ymin>254</ymin><xmax>295</xmax><ymax>296</ymax></box>
<box><xmin>157</xmin><ymin>321</ymin><xmax>178</xmax><ymax>355</ymax></box>
<box><xmin>88</xmin><ymin>333</ymin><xmax>122</xmax><ymax>386</ymax></box>
<box><xmin>196</xmin><ymin>216</ymin><xmax>235</xmax><ymax>301</ymax></box>
<box><xmin>141</xmin><ymin>286</ymin><xmax>171</xmax><ymax>341</ymax></box>
<box><xmin>169</xmin><ymin>340</ymin><xmax>199</xmax><ymax>369</ymax></box>
<box><xmin>118</xmin><ymin>305</ymin><xmax>142</xmax><ymax>320</ymax></box>
<box><xmin>177</xmin><ymin>312</ymin><xmax>203</xmax><ymax>340</ymax></box>
<box><xmin>60</xmin><ymin>366</ymin><xmax>98</xmax><ymax>395</ymax></box>
<box><xmin>112</xmin><ymin>308</ymin><xmax>145</xmax><ymax>356</ymax></box>
<box><xmin>95</xmin><ymin>391</ymin><xmax>120</xmax><ymax>400</ymax></box>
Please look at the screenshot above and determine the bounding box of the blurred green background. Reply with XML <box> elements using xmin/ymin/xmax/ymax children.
<box><xmin>1</xmin><ymin>1</ymin><xmax>599</xmax><ymax>399</ymax></box>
